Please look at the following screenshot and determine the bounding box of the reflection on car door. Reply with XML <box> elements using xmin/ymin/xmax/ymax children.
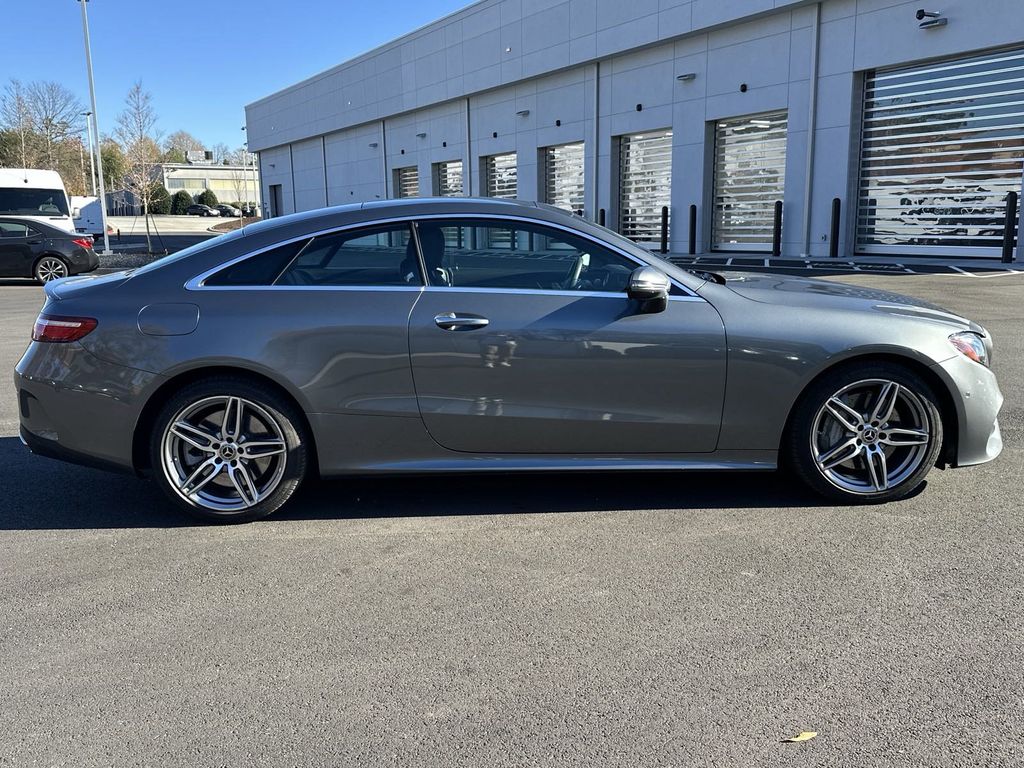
<box><xmin>407</xmin><ymin>218</ymin><xmax>727</xmax><ymax>454</ymax></box>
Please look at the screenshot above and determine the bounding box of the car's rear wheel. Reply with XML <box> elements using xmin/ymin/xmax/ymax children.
<box><xmin>786</xmin><ymin>362</ymin><xmax>943</xmax><ymax>503</ymax></box>
<box><xmin>34</xmin><ymin>256</ymin><xmax>69</xmax><ymax>284</ymax></box>
<box><xmin>150</xmin><ymin>377</ymin><xmax>308</xmax><ymax>522</ymax></box>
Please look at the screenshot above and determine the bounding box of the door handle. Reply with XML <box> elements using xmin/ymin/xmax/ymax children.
<box><xmin>27</xmin><ymin>239</ymin><xmax>43</xmax><ymax>245</ymax></box>
<box><xmin>434</xmin><ymin>312</ymin><xmax>489</xmax><ymax>331</ymax></box>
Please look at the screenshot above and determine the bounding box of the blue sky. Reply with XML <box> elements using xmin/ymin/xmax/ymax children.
<box><xmin>2</xmin><ymin>0</ymin><xmax>470</xmax><ymax>150</ymax></box>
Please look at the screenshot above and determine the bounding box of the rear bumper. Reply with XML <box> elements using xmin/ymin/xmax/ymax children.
<box><xmin>933</xmin><ymin>354</ymin><xmax>1003</xmax><ymax>467</ymax></box>
<box><xmin>15</xmin><ymin>341</ymin><xmax>157</xmax><ymax>473</ymax></box>
<box><xmin>69</xmin><ymin>250</ymin><xmax>100</xmax><ymax>275</ymax></box>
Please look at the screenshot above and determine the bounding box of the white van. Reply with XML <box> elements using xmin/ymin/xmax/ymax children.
<box><xmin>0</xmin><ymin>168</ymin><xmax>77</xmax><ymax>234</ymax></box>
<box><xmin>70</xmin><ymin>195</ymin><xmax>111</xmax><ymax>238</ymax></box>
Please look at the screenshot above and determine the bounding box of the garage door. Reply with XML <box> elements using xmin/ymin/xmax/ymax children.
<box><xmin>857</xmin><ymin>48</ymin><xmax>1024</xmax><ymax>256</ymax></box>
<box><xmin>435</xmin><ymin>160</ymin><xmax>463</xmax><ymax>197</ymax></box>
<box><xmin>484</xmin><ymin>153</ymin><xmax>517</xmax><ymax>199</ymax></box>
<box><xmin>394</xmin><ymin>167</ymin><xmax>418</xmax><ymax>198</ymax></box>
<box><xmin>618</xmin><ymin>130</ymin><xmax>672</xmax><ymax>243</ymax></box>
<box><xmin>711</xmin><ymin>111</ymin><xmax>788</xmax><ymax>251</ymax></box>
<box><xmin>543</xmin><ymin>142</ymin><xmax>585</xmax><ymax>215</ymax></box>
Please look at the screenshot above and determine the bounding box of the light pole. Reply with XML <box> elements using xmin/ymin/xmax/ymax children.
<box><xmin>78</xmin><ymin>0</ymin><xmax>111</xmax><ymax>255</ymax></box>
<box><xmin>242</xmin><ymin>125</ymin><xmax>260</xmax><ymax>216</ymax></box>
<box><xmin>80</xmin><ymin>110</ymin><xmax>96</xmax><ymax>196</ymax></box>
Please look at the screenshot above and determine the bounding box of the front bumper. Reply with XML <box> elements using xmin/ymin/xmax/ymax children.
<box><xmin>15</xmin><ymin>340</ymin><xmax>158</xmax><ymax>473</ymax></box>
<box><xmin>932</xmin><ymin>353</ymin><xmax>1003</xmax><ymax>467</ymax></box>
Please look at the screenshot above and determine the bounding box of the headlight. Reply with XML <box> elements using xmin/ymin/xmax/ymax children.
<box><xmin>949</xmin><ymin>331</ymin><xmax>989</xmax><ymax>367</ymax></box>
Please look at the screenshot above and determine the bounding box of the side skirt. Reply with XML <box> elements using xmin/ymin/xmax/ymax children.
<box><xmin>321</xmin><ymin>451</ymin><xmax>778</xmax><ymax>476</ymax></box>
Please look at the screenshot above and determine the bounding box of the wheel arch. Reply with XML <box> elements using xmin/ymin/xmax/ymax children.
<box><xmin>131</xmin><ymin>364</ymin><xmax>320</xmax><ymax>476</ymax></box>
<box><xmin>780</xmin><ymin>352</ymin><xmax>960</xmax><ymax>467</ymax></box>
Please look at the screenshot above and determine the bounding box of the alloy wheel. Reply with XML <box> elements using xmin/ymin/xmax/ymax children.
<box><xmin>161</xmin><ymin>395</ymin><xmax>288</xmax><ymax>513</ymax></box>
<box><xmin>36</xmin><ymin>257</ymin><xmax>68</xmax><ymax>283</ymax></box>
<box><xmin>810</xmin><ymin>378</ymin><xmax>932</xmax><ymax>495</ymax></box>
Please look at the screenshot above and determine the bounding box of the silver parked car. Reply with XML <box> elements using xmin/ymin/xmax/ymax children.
<box><xmin>14</xmin><ymin>198</ymin><xmax>1002</xmax><ymax>522</ymax></box>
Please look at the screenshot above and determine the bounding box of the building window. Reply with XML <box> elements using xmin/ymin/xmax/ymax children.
<box><xmin>542</xmin><ymin>142</ymin><xmax>585</xmax><ymax>215</ymax></box>
<box><xmin>434</xmin><ymin>160</ymin><xmax>464</xmax><ymax>197</ymax></box>
<box><xmin>618</xmin><ymin>130</ymin><xmax>672</xmax><ymax>243</ymax></box>
<box><xmin>483</xmin><ymin>152</ymin><xmax>517</xmax><ymax>199</ymax></box>
<box><xmin>711</xmin><ymin>111</ymin><xmax>788</xmax><ymax>251</ymax></box>
<box><xmin>857</xmin><ymin>47</ymin><xmax>1024</xmax><ymax>257</ymax></box>
<box><xmin>394</xmin><ymin>167</ymin><xmax>419</xmax><ymax>199</ymax></box>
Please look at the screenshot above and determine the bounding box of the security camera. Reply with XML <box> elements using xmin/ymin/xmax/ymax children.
<box><xmin>916</xmin><ymin>9</ymin><xmax>940</xmax><ymax>19</ymax></box>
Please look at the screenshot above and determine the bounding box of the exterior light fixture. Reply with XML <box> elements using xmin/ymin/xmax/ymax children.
<box><xmin>416</xmin><ymin>132</ymin><xmax>427</xmax><ymax>138</ymax></box>
<box><xmin>676</xmin><ymin>73</ymin><xmax>696</xmax><ymax>82</ymax></box>
<box><xmin>516</xmin><ymin>109</ymin><xmax>530</xmax><ymax>117</ymax></box>
<box><xmin>368</xmin><ymin>142</ymin><xmax>379</xmax><ymax>148</ymax></box>
<box><xmin>916</xmin><ymin>8</ymin><xmax>947</xmax><ymax>27</ymax></box>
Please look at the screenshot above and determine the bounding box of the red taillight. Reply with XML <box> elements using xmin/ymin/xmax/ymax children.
<box><xmin>71</xmin><ymin>237</ymin><xmax>94</xmax><ymax>249</ymax></box>
<box><xmin>32</xmin><ymin>315</ymin><xmax>98</xmax><ymax>343</ymax></box>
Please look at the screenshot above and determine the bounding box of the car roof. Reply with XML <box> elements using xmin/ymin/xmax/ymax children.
<box><xmin>235</xmin><ymin>197</ymin><xmax>557</xmax><ymax>239</ymax></box>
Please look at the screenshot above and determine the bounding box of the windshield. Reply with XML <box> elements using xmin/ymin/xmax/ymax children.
<box><xmin>130</xmin><ymin>228</ymin><xmax>246</xmax><ymax>277</ymax></box>
<box><xmin>0</xmin><ymin>187</ymin><xmax>70</xmax><ymax>217</ymax></box>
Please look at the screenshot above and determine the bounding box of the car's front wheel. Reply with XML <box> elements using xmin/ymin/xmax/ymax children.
<box><xmin>786</xmin><ymin>362</ymin><xmax>944</xmax><ymax>503</ymax></box>
<box><xmin>150</xmin><ymin>377</ymin><xmax>309</xmax><ymax>522</ymax></box>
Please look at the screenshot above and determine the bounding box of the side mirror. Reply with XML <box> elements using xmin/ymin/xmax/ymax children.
<box><xmin>627</xmin><ymin>266</ymin><xmax>671</xmax><ymax>313</ymax></box>
<box><xmin>72</xmin><ymin>207</ymin><xmax>81</xmax><ymax>219</ymax></box>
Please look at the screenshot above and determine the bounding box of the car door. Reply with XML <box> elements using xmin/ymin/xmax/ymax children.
<box><xmin>407</xmin><ymin>217</ymin><xmax>727</xmax><ymax>455</ymax></box>
<box><xmin>0</xmin><ymin>220</ymin><xmax>39</xmax><ymax>277</ymax></box>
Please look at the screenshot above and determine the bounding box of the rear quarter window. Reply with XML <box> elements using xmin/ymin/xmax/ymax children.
<box><xmin>203</xmin><ymin>239</ymin><xmax>311</xmax><ymax>286</ymax></box>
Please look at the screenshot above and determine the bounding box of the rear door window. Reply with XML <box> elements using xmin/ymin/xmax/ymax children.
<box><xmin>0</xmin><ymin>221</ymin><xmax>32</xmax><ymax>238</ymax></box>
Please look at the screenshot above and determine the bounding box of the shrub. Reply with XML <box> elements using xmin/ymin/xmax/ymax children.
<box><xmin>196</xmin><ymin>189</ymin><xmax>219</xmax><ymax>207</ymax></box>
<box><xmin>170</xmin><ymin>190</ymin><xmax>194</xmax><ymax>215</ymax></box>
<box><xmin>146</xmin><ymin>184</ymin><xmax>171</xmax><ymax>215</ymax></box>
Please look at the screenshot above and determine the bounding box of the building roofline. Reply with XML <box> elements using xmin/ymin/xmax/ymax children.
<box><xmin>246</xmin><ymin>0</ymin><xmax>489</xmax><ymax>110</ymax></box>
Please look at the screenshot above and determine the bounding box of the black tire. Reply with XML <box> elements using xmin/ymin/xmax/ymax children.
<box><xmin>149</xmin><ymin>376</ymin><xmax>309</xmax><ymax>523</ymax></box>
<box><xmin>784</xmin><ymin>361</ymin><xmax>944</xmax><ymax>503</ymax></box>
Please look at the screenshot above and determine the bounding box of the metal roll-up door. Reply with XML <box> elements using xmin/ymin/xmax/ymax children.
<box><xmin>484</xmin><ymin>153</ymin><xmax>517</xmax><ymax>199</ymax></box>
<box><xmin>435</xmin><ymin>160</ymin><xmax>463</xmax><ymax>197</ymax></box>
<box><xmin>712</xmin><ymin>111</ymin><xmax>788</xmax><ymax>251</ymax></box>
<box><xmin>857</xmin><ymin>48</ymin><xmax>1024</xmax><ymax>257</ymax></box>
<box><xmin>618</xmin><ymin>130</ymin><xmax>672</xmax><ymax>242</ymax></box>
<box><xmin>543</xmin><ymin>142</ymin><xmax>585</xmax><ymax>215</ymax></box>
<box><xmin>484</xmin><ymin>153</ymin><xmax>518</xmax><ymax>248</ymax></box>
<box><xmin>394</xmin><ymin>167</ymin><xmax>418</xmax><ymax>199</ymax></box>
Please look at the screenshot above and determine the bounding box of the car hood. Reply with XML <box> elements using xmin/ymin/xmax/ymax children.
<box><xmin>717</xmin><ymin>271</ymin><xmax>980</xmax><ymax>331</ymax></box>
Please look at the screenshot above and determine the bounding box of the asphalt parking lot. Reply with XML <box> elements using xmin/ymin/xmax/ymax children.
<box><xmin>0</xmin><ymin>271</ymin><xmax>1021</xmax><ymax>766</ymax></box>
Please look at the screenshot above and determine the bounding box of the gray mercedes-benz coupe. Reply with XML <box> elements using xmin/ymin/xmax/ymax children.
<box><xmin>14</xmin><ymin>198</ymin><xmax>1003</xmax><ymax>522</ymax></box>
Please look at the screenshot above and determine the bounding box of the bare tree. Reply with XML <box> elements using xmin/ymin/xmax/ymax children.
<box><xmin>211</xmin><ymin>141</ymin><xmax>232</xmax><ymax>165</ymax></box>
<box><xmin>1</xmin><ymin>79</ymin><xmax>40</xmax><ymax>167</ymax></box>
<box><xmin>229</xmin><ymin>169</ymin><xmax>249</xmax><ymax>213</ymax></box>
<box><xmin>26</xmin><ymin>81</ymin><xmax>84</xmax><ymax>170</ymax></box>
<box><xmin>115</xmin><ymin>82</ymin><xmax>163</xmax><ymax>251</ymax></box>
<box><xmin>163</xmin><ymin>129</ymin><xmax>205</xmax><ymax>163</ymax></box>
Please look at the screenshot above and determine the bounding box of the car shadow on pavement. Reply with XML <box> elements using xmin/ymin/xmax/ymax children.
<box><xmin>0</xmin><ymin>436</ymin><xmax>824</xmax><ymax>530</ymax></box>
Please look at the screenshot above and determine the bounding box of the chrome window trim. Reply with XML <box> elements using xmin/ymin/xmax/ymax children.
<box><xmin>422</xmin><ymin>286</ymin><xmax>704</xmax><ymax>302</ymax></box>
<box><xmin>185</xmin><ymin>211</ymin><xmax>701</xmax><ymax>299</ymax></box>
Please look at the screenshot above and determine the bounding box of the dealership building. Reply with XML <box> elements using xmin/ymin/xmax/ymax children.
<box><xmin>245</xmin><ymin>0</ymin><xmax>1024</xmax><ymax>260</ymax></box>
